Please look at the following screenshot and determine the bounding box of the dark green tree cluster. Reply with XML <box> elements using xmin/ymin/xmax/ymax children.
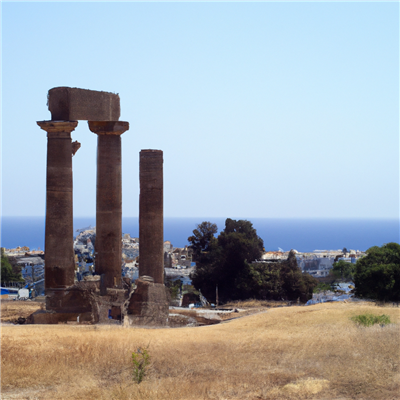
<box><xmin>188</xmin><ymin>221</ymin><xmax>218</xmax><ymax>263</ymax></box>
<box><xmin>1</xmin><ymin>248</ymin><xmax>23</xmax><ymax>284</ymax></box>
<box><xmin>189</xmin><ymin>219</ymin><xmax>317</xmax><ymax>303</ymax></box>
<box><xmin>331</xmin><ymin>260</ymin><xmax>355</xmax><ymax>281</ymax></box>
<box><xmin>239</xmin><ymin>250</ymin><xmax>317</xmax><ymax>303</ymax></box>
<box><xmin>354</xmin><ymin>242</ymin><xmax>400</xmax><ymax>302</ymax></box>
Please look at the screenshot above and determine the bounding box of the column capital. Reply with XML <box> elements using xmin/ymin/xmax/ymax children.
<box><xmin>37</xmin><ymin>121</ymin><xmax>78</xmax><ymax>138</ymax></box>
<box><xmin>88</xmin><ymin>121</ymin><xmax>129</xmax><ymax>136</ymax></box>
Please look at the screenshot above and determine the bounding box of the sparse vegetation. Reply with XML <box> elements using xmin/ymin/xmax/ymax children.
<box><xmin>351</xmin><ymin>313</ymin><xmax>391</xmax><ymax>327</ymax></box>
<box><xmin>1</xmin><ymin>301</ymin><xmax>399</xmax><ymax>399</ymax></box>
<box><xmin>131</xmin><ymin>346</ymin><xmax>150</xmax><ymax>384</ymax></box>
<box><xmin>313</xmin><ymin>282</ymin><xmax>333</xmax><ymax>293</ymax></box>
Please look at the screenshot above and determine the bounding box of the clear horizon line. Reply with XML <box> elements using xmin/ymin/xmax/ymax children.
<box><xmin>1</xmin><ymin>215</ymin><xmax>399</xmax><ymax>220</ymax></box>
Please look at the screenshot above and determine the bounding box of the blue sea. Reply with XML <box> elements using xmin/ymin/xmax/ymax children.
<box><xmin>1</xmin><ymin>216</ymin><xmax>399</xmax><ymax>253</ymax></box>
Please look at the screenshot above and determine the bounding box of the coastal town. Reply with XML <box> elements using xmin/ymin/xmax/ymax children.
<box><xmin>2</xmin><ymin>226</ymin><xmax>366</xmax><ymax>303</ymax></box>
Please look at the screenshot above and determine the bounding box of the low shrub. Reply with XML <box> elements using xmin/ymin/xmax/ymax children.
<box><xmin>350</xmin><ymin>313</ymin><xmax>391</xmax><ymax>327</ymax></box>
<box><xmin>131</xmin><ymin>346</ymin><xmax>150</xmax><ymax>384</ymax></box>
<box><xmin>313</xmin><ymin>283</ymin><xmax>332</xmax><ymax>293</ymax></box>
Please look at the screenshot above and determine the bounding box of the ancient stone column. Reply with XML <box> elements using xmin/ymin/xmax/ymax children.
<box><xmin>37</xmin><ymin>121</ymin><xmax>78</xmax><ymax>290</ymax></box>
<box><xmin>139</xmin><ymin>150</ymin><xmax>164</xmax><ymax>284</ymax></box>
<box><xmin>88</xmin><ymin>121</ymin><xmax>129</xmax><ymax>290</ymax></box>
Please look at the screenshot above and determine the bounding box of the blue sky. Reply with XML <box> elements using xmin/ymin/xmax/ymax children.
<box><xmin>1</xmin><ymin>1</ymin><xmax>399</xmax><ymax>219</ymax></box>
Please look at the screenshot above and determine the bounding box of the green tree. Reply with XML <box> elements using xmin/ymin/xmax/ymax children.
<box><xmin>300</xmin><ymin>271</ymin><xmax>320</xmax><ymax>302</ymax></box>
<box><xmin>190</xmin><ymin>220</ymin><xmax>317</xmax><ymax>303</ymax></box>
<box><xmin>1</xmin><ymin>248</ymin><xmax>23</xmax><ymax>284</ymax></box>
<box><xmin>332</xmin><ymin>260</ymin><xmax>355</xmax><ymax>281</ymax></box>
<box><xmin>188</xmin><ymin>221</ymin><xmax>218</xmax><ymax>262</ymax></box>
<box><xmin>216</xmin><ymin>219</ymin><xmax>264</xmax><ymax>300</ymax></box>
<box><xmin>354</xmin><ymin>242</ymin><xmax>400</xmax><ymax>302</ymax></box>
<box><xmin>236</xmin><ymin>249</ymin><xmax>318</xmax><ymax>302</ymax></box>
<box><xmin>280</xmin><ymin>251</ymin><xmax>317</xmax><ymax>302</ymax></box>
<box><xmin>239</xmin><ymin>261</ymin><xmax>282</xmax><ymax>299</ymax></box>
<box><xmin>190</xmin><ymin>219</ymin><xmax>263</xmax><ymax>301</ymax></box>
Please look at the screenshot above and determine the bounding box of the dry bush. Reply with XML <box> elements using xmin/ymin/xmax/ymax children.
<box><xmin>1</xmin><ymin>302</ymin><xmax>399</xmax><ymax>399</ymax></box>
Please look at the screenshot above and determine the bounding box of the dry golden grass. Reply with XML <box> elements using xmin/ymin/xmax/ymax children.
<box><xmin>171</xmin><ymin>307</ymin><xmax>258</xmax><ymax>322</ymax></box>
<box><xmin>1</xmin><ymin>302</ymin><xmax>399</xmax><ymax>399</ymax></box>
<box><xmin>1</xmin><ymin>300</ymin><xmax>43</xmax><ymax>323</ymax></box>
<box><xmin>224</xmin><ymin>299</ymin><xmax>291</xmax><ymax>309</ymax></box>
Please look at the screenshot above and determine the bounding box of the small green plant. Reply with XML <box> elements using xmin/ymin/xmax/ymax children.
<box><xmin>350</xmin><ymin>313</ymin><xmax>391</xmax><ymax>327</ymax></box>
<box><xmin>313</xmin><ymin>283</ymin><xmax>333</xmax><ymax>294</ymax></box>
<box><xmin>131</xmin><ymin>346</ymin><xmax>150</xmax><ymax>384</ymax></box>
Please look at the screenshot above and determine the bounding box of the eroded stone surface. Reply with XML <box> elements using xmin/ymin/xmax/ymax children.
<box><xmin>71</xmin><ymin>140</ymin><xmax>81</xmax><ymax>156</ymax></box>
<box><xmin>95</xmin><ymin>135</ymin><xmax>122</xmax><ymax>288</ymax></box>
<box><xmin>37</xmin><ymin>121</ymin><xmax>77</xmax><ymax>290</ymax></box>
<box><xmin>139</xmin><ymin>150</ymin><xmax>164</xmax><ymax>284</ymax></box>
<box><xmin>29</xmin><ymin>310</ymin><xmax>94</xmax><ymax>324</ymax></box>
<box><xmin>87</xmin><ymin>121</ymin><xmax>129</xmax><ymax>290</ymax></box>
<box><xmin>48</xmin><ymin>87</ymin><xmax>120</xmax><ymax>121</ymax></box>
<box><xmin>31</xmin><ymin>282</ymin><xmax>130</xmax><ymax>324</ymax></box>
<box><xmin>88</xmin><ymin>121</ymin><xmax>129</xmax><ymax>135</ymax></box>
<box><xmin>125</xmin><ymin>278</ymin><xmax>169</xmax><ymax>326</ymax></box>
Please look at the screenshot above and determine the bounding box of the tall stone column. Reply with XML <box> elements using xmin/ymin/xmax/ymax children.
<box><xmin>139</xmin><ymin>150</ymin><xmax>164</xmax><ymax>284</ymax></box>
<box><xmin>88</xmin><ymin>121</ymin><xmax>129</xmax><ymax>290</ymax></box>
<box><xmin>37</xmin><ymin>121</ymin><xmax>78</xmax><ymax>290</ymax></box>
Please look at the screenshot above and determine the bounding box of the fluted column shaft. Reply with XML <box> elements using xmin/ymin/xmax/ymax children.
<box><xmin>37</xmin><ymin>121</ymin><xmax>78</xmax><ymax>290</ymax></box>
<box><xmin>88</xmin><ymin>121</ymin><xmax>129</xmax><ymax>289</ymax></box>
<box><xmin>139</xmin><ymin>150</ymin><xmax>164</xmax><ymax>284</ymax></box>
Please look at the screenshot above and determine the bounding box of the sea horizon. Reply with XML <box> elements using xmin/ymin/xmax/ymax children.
<box><xmin>1</xmin><ymin>216</ymin><xmax>399</xmax><ymax>253</ymax></box>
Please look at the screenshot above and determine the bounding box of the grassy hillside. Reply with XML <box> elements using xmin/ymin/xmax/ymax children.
<box><xmin>1</xmin><ymin>302</ymin><xmax>399</xmax><ymax>399</ymax></box>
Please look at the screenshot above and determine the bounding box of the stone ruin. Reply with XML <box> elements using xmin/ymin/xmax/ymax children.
<box><xmin>31</xmin><ymin>87</ymin><xmax>169</xmax><ymax>326</ymax></box>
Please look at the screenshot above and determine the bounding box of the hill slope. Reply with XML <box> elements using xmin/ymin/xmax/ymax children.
<box><xmin>1</xmin><ymin>302</ymin><xmax>399</xmax><ymax>399</ymax></box>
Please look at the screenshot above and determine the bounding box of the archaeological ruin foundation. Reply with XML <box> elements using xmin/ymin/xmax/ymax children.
<box><xmin>32</xmin><ymin>87</ymin><xmax>168</xmax><ymax>325</ymax></box>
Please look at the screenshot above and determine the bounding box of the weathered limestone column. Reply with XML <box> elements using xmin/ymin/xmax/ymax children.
<box><xmin>37</xmin><ymin>121</ymin><xmax>78</xmax><ymax>290</ymax></box>
<box><xmin>139</xmin><ymin>150</ymin><xmax>164</xmax><ymax>284</ymax></box>
<box><xmin>88</xmin><ymin>121</ymin><xmax>129</xmax><ymax>290</ymax></box>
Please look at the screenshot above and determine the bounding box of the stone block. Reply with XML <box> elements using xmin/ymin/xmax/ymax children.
<box><xmin>194</xmin><ymin>312</ymin><xmax>222</xmax><ymax>325</ymax></box>
<box><xmin>29</xmin><ymin>310</ymin><xmax>93</xmax><ymax>324</ymax></box>
<box><xmin>125</xmin><ymin>278</ymin><xmax>169</xmax><ymax>326</ymax></box>
<box><xmin>30</xmin><ymin>282</ymin><xmax>133</xmax><ymax>325</ymax></box>
<box><xmin>88</xmin><ymin>121</ymin><xmax>129</xmax><ymax>135</ymax></box>
<box><xmin>46</xmin><ymin>287</ymin><xmax>94</xmax><ymax>314</ymax></box>
<box><xmin>168</xmin><ymin>313</ymin><xmax>198</xmax><ymax>327</ymax></box>
<box><xmin>48</xmin><ymin>87</ymin><xmax>120</xmax><ymax>121</ymax></box>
